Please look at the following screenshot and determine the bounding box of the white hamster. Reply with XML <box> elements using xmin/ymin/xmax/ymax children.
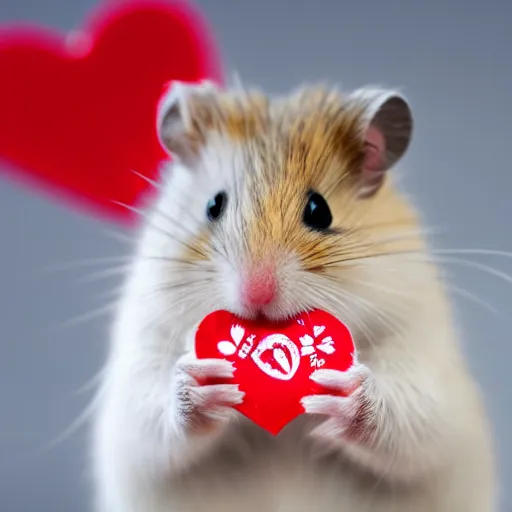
<box><xmin>91</xmin><ymin>81</ymin><xmax>497</xmax><ymax>512</ymax></box>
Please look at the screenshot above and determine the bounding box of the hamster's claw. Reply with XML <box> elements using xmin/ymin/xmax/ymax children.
<box><xmin>301</xmin><ymin>389</ymin><xmax>362</xmax><ymax>419</ymax></box>
<box><xmin>177</xmin><ymin>354</ymin><xmax>236</xmax><ymax>381</ymax></box>
<box><xmin>171</xmin><ymin>352</ymin><xmax>244</xmax><ymax>433</ymax></box>
<box><xmin>188</xmin><ymin>383</ymin><xmax>244</xmax><ymax>421</ymax></box>
<box><xmin>301</xmin><ymin>362</ymin><xmax>374</xmax><ymax>440</ymax></box>
<box><xmin>310</xmin><ymin>361</ymin><xmax>371</xmax><ymax>396</ymax></box>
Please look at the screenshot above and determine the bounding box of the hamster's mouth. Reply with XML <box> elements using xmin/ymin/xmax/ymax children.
<box><xmin>239</xmin><ymin>307</ymin><xmax>302</xmax><ymax>324</ymax></box>
<box><xmin>251</xmin><ymin>333</ymin><xmax>300</xmax><ymax>381</ymax></box>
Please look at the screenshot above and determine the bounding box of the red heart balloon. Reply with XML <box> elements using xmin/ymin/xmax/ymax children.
<box><xmin>0</xmin><ymin>0</ymin><xmax>222</xmax><ymax>225</ymax></box>
<box><xmin>195</xmin><ymin>309</ymin><xmax>356</xmax><ymax>435</ymax></box>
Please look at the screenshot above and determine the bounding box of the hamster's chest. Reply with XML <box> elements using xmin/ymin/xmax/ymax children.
<box><xmin>169</xmin><ymin>416</ymin><xmax>362</xmax><ymax>512</ymax></box>
<box><xmin>169</xmin><ymin>416</ymin><xmax>438</xmax><ymax>512</ymax></box>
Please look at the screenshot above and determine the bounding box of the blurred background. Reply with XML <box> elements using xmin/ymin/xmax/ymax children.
<box><xmin>1</xmin><ymin>0</ymin><xmax>511</xmax><ymax>510</ymax></box>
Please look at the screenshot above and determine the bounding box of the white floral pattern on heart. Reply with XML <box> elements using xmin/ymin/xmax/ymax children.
<box><xmin>216</xmin><ymin>320</ymin><xmax>340</xmax><ymax>379</ymax></box>
<box><xmin>299</xmin><ymin>324</ymin><xmax>337</xmax><ymax>369</ymax></box>
<box><xmin>230</xmin><ymin>324</ymin><xmax>245</xmax><ymax>345</ymax></box>
<box><xmin>217</xmin><ymin>324</ymin><xmax>245</xmax><ymax>356</ymax></box>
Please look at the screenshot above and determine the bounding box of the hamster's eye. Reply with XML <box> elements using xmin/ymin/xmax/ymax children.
<box><xmin>206</xmin><ymin>192</ymin><xmax>227</xmax><ymax>221</ymax></box>
<box><xmin>303</xmin><ymin>191</ymin><xmax>332</xmax><ymax>231</ymax></box>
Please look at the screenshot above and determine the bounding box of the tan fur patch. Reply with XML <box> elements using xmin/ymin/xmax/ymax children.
<box><xmin>241</xmin><ymin>87</ymin><xmax>421</xmax><ymax>269</ymax></box>
<box><xmin>183</xmin><ymin>227</ymin><xmax>212</xmax><ymax>263</ymax></box>
<box><xmin>187</xmin><ymin>89</ymin><xmax>270</xmax><ymax>142</ymax></box>
<box><xmin>184</xmin><ymin>85</ymin><xmax>422</xmax><ymax>270</ymax></box>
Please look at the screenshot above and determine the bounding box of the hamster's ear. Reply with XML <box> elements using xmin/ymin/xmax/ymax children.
<box><xmin>348</xmin><ymin>87</ymin><xmax>413</xmax><ymax>198</ymax></box>
<box><xmin>156</xmin><ymin>80</ymin><xmax>219</xmax><ymax>165</ymax></box>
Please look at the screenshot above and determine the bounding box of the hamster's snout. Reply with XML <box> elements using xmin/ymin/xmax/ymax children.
<box><xmin>240</xmin><ymin>263</ymin><xmax>277</xmax><ymax>310</ymax></box>
<box><xmin>227</xmin><ymin>254</ymin><xmax>300</xmax><ymax>321</ymax></box>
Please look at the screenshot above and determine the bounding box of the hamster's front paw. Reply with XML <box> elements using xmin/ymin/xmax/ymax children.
<box><xmin>301</xmin><ymin>360</ymin><xmax>375</xmax><ymax>442</ymax></box>
<box><xmin>171</xmin><ymin>352</ymin><xmax>244</xmax><ymax>434</ymax></box>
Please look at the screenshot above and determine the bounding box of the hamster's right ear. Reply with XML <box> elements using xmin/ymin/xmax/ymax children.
<box><xmin>156</xmin><ymin>80</ymin><xmax>219</xmax><ymax>165</ymax></box>
<box><xmin>347</xmin><ymin>87</ymin><xmax>414</xmax><ymax>198</ymax></box>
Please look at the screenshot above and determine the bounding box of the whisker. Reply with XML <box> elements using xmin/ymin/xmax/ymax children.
<box><xmin>320</xmin><ymin>248</ymin><xmax>424</xmax><ymax>269</ymax></box>
<box><xmin>113</xmin><ymin>200</ymin><xmax>209</xmax><ymax>260</ymax></box>
<box><xmin>142</xmin><ymin>278</ymin><xmax>216</xmax><ymax>299</ymax></box>
<box><xmin>150</xmin><ymin>203</ymin><xmax>230</xmax><ymax>264</ymax></box>
<box><xmin>302</xmin><ymin>275</ymin><xmax>378</xmax><ymax>347</ymax></box>
<box><xmin>96</xmin><ymin>286</ymin><xmax>125</xmax><ymax>302</ymax></box>
<box><xmin>371</xmin><ymin>227</ymin><xmax>435</xmax><ymax>245</ymax></box>
<box><xmin>131</xmin><ymin>167</ymin><xmax>226</xmax><ymax>242</ymax></box>
<box><xmin>44</xmin><ymin>301</ymin><xmax>118</xmax><ymax>333</ymax></box>
<box><xmin>75</xmin><ymin>367</ymin><xmax>107</xmax><ymax>395</ymax></box>
<box><xmin>40</xmin><ymin>256</ymin><xmax>131</xmax><ymax>274</ymax></box>
<box><xmin>140</xmin><ymin>287</ymin><xmax>212</xmax><ymax>333</ymax></box>
<box><xmin>445</xmin><ymin>283</ymin><xmax>499</xmax><ymax>315</ymax></box>
<box><xmin>72</xmin><ymin>265</ymin><xmax>130</xmax><ymax>285</ymax></box>
<box><xmin>100</xmin><ymin>227</ymin><xmax>135</xmax><ymax>246</ymax></box>
<box><xmin>139</xmin><ymin>262</ymin><xmax>216</xmax><ymax>275</ymax></box>
<box><xmin>339</xmin><ymin>285</ymin><xmax>408</xmax><ymax>337</ymax></box>
<box><xmin>330</xmin><ymin>274</ymin><xmax>423</xmax><ymax>304</ymax></box>
<box><xmin>424</xmin><ymin>255</ymin><xmax>512</xmax><ymax>287</ymax></box>
<box><xmin>433</xmin><ymin>248</ymin><xmax>512</xmax><ymax>259</ymax></box>
<box><xmin>138</xmin><ymin>254</ymin><xmax>204</xmax><ymax>267</ymax></box>
<box><xmin>334</xmin><ymin>250</ymin><xmax>507</xmax><ymax>314</ymax></box>
<box><xmin>130</xmin><ymin>169</ymin><xmax>164</xmax><ymax>192</ymax></box>
<box><xmin>35</xmin><ymin>387</ymin><xmax>103</xmax><ymax>455</ymax></box>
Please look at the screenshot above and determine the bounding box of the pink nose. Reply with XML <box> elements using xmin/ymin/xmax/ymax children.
<box><xmin>241</xmin><ymin>265</ymin><xmax>276</xmax><ymax>307</ymax></box>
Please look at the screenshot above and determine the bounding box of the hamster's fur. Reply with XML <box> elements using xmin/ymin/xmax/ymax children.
<box><xmin>91</xmin><ymin>81</ymin><xmax>497</xmax><ymax>511</ymax></box>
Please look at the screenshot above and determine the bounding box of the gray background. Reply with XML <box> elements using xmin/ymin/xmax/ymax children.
<box><xmin>1</xmin><ymin>0</ymin><xmax>511</xmax><ymax>510</ymax></box>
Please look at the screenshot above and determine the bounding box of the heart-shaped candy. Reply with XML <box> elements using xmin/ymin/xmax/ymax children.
<box><xmin>0</xmin><ymin>0</ymin><xmax>222</xmax><ymax>225</ymax></box>
<box><xmin>195</xmin><ymin>309</ymin><xmax>356</xmax><ymax>435</ymax></box>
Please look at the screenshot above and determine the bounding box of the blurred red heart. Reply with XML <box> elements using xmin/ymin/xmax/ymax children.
<box><xmin>0</xmin><ymin>0</ymin><xmax>222</xmax><ymax>224</ymax></box>
<box><xmin>195</xmin><ymin>309</ymin><xmax>356</xmax><ymax>435</ymax></box>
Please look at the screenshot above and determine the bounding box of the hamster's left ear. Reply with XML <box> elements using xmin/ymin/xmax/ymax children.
<box><xmin>348</xmin><ymin>87</ymin><xmax>413</xmax><ymax>198</ymax></box>
<box><xmin>156</xmin><ymin>80</ymin><xmax>220</xmax><ymax>166</ymax></box>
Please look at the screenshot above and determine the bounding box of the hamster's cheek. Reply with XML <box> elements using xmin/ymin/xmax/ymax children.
<box><xmin>214</xmin><ymin>257</ymin><xmax>243</xmax><ymax>313</ymax></box>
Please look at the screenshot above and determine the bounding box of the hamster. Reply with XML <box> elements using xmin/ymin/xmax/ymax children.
<box><xmin>90</xmin><ymin>80</ymin><xmax>497</xmax><ymax>512</ymax></box>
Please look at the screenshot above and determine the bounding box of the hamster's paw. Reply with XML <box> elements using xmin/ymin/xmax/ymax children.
<box><xmin>301</xmin><ymin>360</ymin><xmax>375</xmax><ymax>441</ymax></box>
<box><xmin>171</xmin><ymin>352</ymin><xmax>244</xmax><ymax>434</ymax></box>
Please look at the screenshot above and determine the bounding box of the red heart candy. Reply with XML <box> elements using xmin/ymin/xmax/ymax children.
<box><xmin>0</xmin><ymin>0</ymin><xmax>222</xmax><ymax>225</ymax></box>
<box><xmin>195</xmin><ymin>309</ymin><xmax>356</xmax><ymax>435</ymax></box>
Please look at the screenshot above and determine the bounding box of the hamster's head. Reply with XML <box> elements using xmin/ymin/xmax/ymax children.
<box><xmin>148</xmin><ymin>81</ymin><xmax>430</xmax><ymax>340</ymax></box>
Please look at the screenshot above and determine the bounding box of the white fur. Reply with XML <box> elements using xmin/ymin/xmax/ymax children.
<box><xmin>90</xmin><ymin>87</ymin><xmax>497</xmax><ymax>512</ymax></box>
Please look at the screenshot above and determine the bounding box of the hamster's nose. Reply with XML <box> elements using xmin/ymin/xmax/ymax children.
<box><xmin>241</xmin><ymin>264</ymin><xmax>277</xmax><ymax>307</ymax></box>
